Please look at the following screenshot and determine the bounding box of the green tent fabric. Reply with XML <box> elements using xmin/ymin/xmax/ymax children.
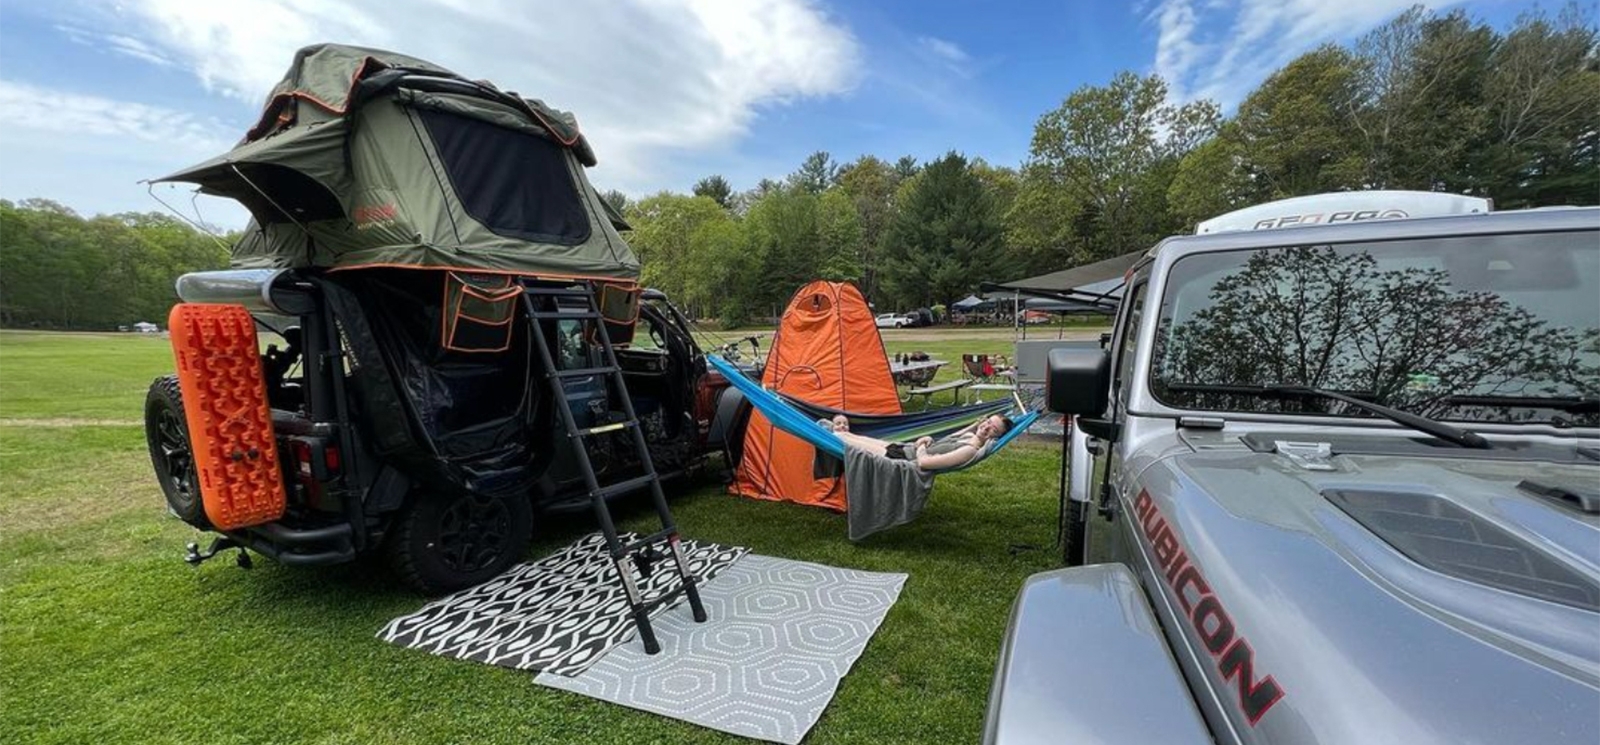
<box><xmin>153</xmin><ymin>43</ymin><xmax>636</xmax><ymax>282</ymax></box>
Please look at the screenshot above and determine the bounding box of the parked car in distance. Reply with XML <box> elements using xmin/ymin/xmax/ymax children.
<box><xmin>875</xmin><ymin>313</ymin><xmax>915</xmax><ymax>329</ymax></box>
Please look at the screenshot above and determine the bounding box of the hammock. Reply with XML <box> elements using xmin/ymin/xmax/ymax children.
<box><xmin>710</xmin><ymin>355</ymin><xmax>1040</xmax><ymax>467</ymax></box>
<box><xmin>778</xmin><ymin>393</ymin><xmax>1015</xmax><ymax>443</ymax></box>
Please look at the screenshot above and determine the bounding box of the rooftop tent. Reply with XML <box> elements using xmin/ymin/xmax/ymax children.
<box><xmin>731</xmin><ymin>281</ymin><xmax>900</xmax><ymax>512</ymax></box>
<box><xmin>153</xmin><ymin>43</ymin><xmax>637</xmax><ymax>282</ymax></box>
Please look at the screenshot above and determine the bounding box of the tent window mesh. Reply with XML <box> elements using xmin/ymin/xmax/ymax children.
<box><xmin>415</xmin><ymin>108</ymin><xmax>591</xmax><ymax>245</ymax></box>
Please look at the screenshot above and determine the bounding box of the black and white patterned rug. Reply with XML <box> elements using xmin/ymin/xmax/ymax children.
<box><xmin>378</xmin><ymin>532</ymin><xmax>748</xmax><ymax>675</ymax></box>
<box><xmin>535</xmin><ymin>554</ymin><xmax>907</xmax><ymax>744</ymax></box>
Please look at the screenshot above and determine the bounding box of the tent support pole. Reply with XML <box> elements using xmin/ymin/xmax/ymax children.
<box><xmin>229</xmin><ymin>164</ymin><xmax>315</xmax><ymax>239</ymax></box>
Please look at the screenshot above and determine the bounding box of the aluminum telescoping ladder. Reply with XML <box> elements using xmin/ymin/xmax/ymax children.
<box><xmin>521</xmin><ymin>281</ymin><xmax>707</xmax><ymax>654</ymax></box>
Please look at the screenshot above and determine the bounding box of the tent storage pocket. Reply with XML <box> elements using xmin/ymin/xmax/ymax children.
<box><xmin>442</xmin><ymin>271</ymin><xmax>522</xmax><ymax>353</ymax></box>
<box><xmin>598</xmin><ymin>282</ymin><xmax>640</xmax><ymax>346</ymax></box>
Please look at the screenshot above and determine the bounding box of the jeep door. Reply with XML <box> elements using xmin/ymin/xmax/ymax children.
<box><xmin>1089</xmin><ymin>272</ymin><xmax>1149</xmax><ymax>560</ymax></box>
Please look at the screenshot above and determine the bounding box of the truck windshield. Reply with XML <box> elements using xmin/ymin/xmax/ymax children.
<box><xmin>1149</xmin><ymin>230</ymin><xmax>1600</xmax><ymax>427</ymax></box>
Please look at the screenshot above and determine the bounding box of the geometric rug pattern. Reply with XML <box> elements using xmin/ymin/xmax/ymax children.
<box><xmin>378</xmin><ymin>532</ymin><xmax>748</xmax><ymax>676</ymax></box>
<box><xmin>534</xmin><ymin>554</ymin><xmax>907</xmax><ymax>744</ymax></box>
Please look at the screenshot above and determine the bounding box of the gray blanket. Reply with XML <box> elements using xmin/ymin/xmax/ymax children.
<box><xmin>844</xmin><ymin>445</ymin><xmax>936</xmax><ymax>541</ymax></box>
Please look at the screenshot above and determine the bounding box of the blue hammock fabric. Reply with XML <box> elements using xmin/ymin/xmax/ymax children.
<box><xmin>709</xmin><ymin>355</ymin><xmax>1040</xmax><ymax>466</ymax></box>
<box><xmin>777</xmin><ymin>393</ymin><xmax>1014</xmax><ymax>443</ymax></box>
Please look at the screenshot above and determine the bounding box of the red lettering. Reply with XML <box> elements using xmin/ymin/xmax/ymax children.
<box><xmin>1140</xmin><ymin>503</ymin><xmax>1164</xmax><ymax>542</ymax></box>
<box><xmin>1153</xmin><ymin>524</ymin><xmax>1179</xmax><ymax>569</ymax></box>
<box><xmin>1163</xmin><ymin>551</ymin><xmax>1188</xmax><ymax>585</ymax></box>
<box><xmin>1174</xmin><ymin>565</ymin><xmax>1208</xmax><ymax>616</ymax></box>
<box><xmin>354</xmin><ymin>203</ymin><xmax>398</xmax><ymax>225</ymax></box>
<box><xmin>1137</xmin><ymin>494</ymin><xmax>1285</xmax><ymax>725</ymax></box>
<box><xmin>1193</xmin><ymin>596</ymin><xmax>1234</xmax><ymax>655</ymax></box>
<box><xmin>1220</xmin><ymin>638</ymin><xmax>1286</xmax><ymax>724</ymax></box>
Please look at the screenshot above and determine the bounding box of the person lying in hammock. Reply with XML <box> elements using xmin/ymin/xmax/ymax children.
<box><xmin>823</xmin><ymin>414</ymin><xmax>1015</xmax><ymax>473</ymax></box>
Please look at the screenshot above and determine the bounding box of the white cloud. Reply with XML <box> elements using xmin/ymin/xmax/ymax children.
<box><xmin>56</xmin><ymin>25</ymin><xmax>177</xmax><ymax>68</ymax></box>
<box><xmin>1149</xmin><ymin>0</ymin><xmax>1464</xmax><ymax>108</ymax></box>
<box><xmin>913</xmin><ymin>35</ymin><xmax>975</xmax><ymax>79</ymax></box>
<box><xmin>0</xmin><ymin>81</ymin><xmax>247</xmax><ymax>225</ymax></box>
<box><xmin>0</xmin><ymin>80</ymin><xmax>232</xmax><ymax>152</ymax></box>
<box><xmin>58</xmin><ymin>0</ymin><xmax>861</xmax><ymax>194</ymax></box>
<box><xmin>918</xmin><ymin>36</ymin><xmax>970</xmax><ymax>64</ymax></box>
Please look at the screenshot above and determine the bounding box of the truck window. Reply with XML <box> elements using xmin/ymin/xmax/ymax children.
<box><xmin>1112</xmin><ymin>282</ymin><xmax>1147</xmax><ymax>403</ymax></box>
<box><xmin>1148</xmin><ymin>231</ymin><xmax>1600</xmax><ymax>426</ymax></box>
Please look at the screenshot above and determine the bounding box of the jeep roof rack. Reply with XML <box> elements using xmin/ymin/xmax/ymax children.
<box><xmin>1196</xmin><ymin>190</ymin><xmax>1492</xmax><ymax>234</ymax></box>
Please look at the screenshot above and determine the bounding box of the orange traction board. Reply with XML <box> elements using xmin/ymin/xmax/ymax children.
<box><xmin>168</xmin><ymin>303</ymin><xmax>287</xmax><ymax>530</ymax></box>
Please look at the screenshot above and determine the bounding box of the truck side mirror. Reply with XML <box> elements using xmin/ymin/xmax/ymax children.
<box><xmin>1047</xmin><ymin>348</ymin><xmax>1111</xmax><ymax>416</ymax></box>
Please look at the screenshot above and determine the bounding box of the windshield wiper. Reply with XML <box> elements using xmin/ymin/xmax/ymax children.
<box><xmin>1438</xmin><ymin>395</ymin><xmax>1600</xmax><ymax>414</ymax></box>
<box><xmin>1165</xmin><ymin>383</ymin><xmax>1491</xmax><ymax>449</ymax></box>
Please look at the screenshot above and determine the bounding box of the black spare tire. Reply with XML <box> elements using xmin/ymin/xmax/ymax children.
<box><xmin>145</xmin><ymin>375</ymin><xmax>210</xmax><ymax>529</ymax></box>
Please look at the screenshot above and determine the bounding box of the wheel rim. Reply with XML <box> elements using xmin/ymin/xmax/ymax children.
<box><xmin>436</xmin><ymin>494</ymin><xmax>510</xmax><ymax>574</ymax></box>
<box><xmin>156</xmin><ymin>408</ymin><xmax>197</xmax><ymax>501</ymax></box>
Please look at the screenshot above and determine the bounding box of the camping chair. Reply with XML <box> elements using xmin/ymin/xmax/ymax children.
<box><xmin>962</xmin><ymin>354</ymin><xmax>997</xmax><ymax>383</ymax></box>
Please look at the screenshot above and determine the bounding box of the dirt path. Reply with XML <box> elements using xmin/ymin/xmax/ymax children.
<box><xmin>0</xmin><ymin>418</ymin><xmax>141</xmax><ymax>427</ymax></box>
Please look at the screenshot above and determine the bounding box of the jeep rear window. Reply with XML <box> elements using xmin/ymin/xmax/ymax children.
<box><xmin>1149</xmin><ymin>231</ymin><xmax>1600</xmax><ymax>426</ymax></box>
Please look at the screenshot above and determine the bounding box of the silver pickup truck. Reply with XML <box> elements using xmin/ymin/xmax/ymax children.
<box><xmin>984</xmin><ymin>194</ymin><xmax>1600</xmax><ymax>744</ymax></box>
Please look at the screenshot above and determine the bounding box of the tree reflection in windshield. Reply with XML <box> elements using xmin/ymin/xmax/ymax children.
<box><xmin>1153</xmin><ymin>243</ymin><xmax>1600</xmax><ymax>425</ymax></box>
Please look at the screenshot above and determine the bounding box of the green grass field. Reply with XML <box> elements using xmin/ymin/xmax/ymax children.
<box><xmin>0</xmin><ymin>327</ymin><xmax>1102</xmax><ymax>744</ymax></box>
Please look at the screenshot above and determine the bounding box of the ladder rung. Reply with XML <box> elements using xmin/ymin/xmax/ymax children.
<box><xmin>641</xmin><ymin>582</ymin><xmax>692</xmax><ymax>613</ymax></box>
<box><xmin>530</xmin><ymin>310</ymin><xmax>600</xmax><ymax>320</ymax></box>
<box><xmin>523</xmin><ymin>286</ymin><xmax>592</xmax><ymax>297</ymax></box>
<box><xmin>576</xmin><ymin>420</ymin><xmax>637</xmax><ymax>437</ymax></box>
<box><xmin>593</xmin><ymin>474</ymin><xmax>657</xmax><ymax>501</ymax></box>
<box><xmin>554</xmin><ymin>366</ymin><xmax>619</xmax><ymax>379</ymax></box>
<box><xmin>621</xmin><ymin>526</ymin><xmax>677</xmax><ymax>555</ymax></box>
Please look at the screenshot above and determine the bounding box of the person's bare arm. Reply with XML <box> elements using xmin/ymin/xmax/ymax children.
<box><xmin>916</xmin><ymin>443</ymin><xmax>979</xmax><ymax>472</ymax></box>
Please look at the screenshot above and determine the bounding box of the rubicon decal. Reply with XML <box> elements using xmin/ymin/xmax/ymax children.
<box><xmin>1135</xmin><ymin>491</ymin><xmax>1286</xmax><ymax>725</ymax></box>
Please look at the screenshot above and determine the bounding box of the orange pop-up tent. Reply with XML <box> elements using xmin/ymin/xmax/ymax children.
<box><xmin>731</xmin><ymin>281</ymin><xmax>900</xmax><ymax>511</ymax></box>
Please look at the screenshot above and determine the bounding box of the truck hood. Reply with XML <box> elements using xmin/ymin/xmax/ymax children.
<box><xmin>1130</xmin><ymin>433</ymin><xmax>1600</xmax><ymax>744</ymax></box>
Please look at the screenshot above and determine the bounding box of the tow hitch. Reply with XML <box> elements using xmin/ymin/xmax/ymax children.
<box><xmin>185</xmin><ymin>536</ymin><xmax>254</xmax><ymax>569</ymax></box>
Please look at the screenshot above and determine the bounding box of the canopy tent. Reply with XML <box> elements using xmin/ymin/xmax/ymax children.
<box><xmin>153</xmin><ymin>43</ymin><xmax>637</xmax><ymax>282</ymax></box>
<box><xmin>951</xmin><ymin>294</ymin><xmax>988</xmax><ymax>311</ymax></box>
<box><xmin>732</xmin><ymin>281</ymin><xmax>899</xmax><ymax>512</ymax></box>
<box><xmin>981</xmin><ymin>250</ymin><xmax>1146</xmax><ymax>307</ymax></box>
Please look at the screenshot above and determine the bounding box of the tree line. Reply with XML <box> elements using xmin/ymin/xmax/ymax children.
<box><xmin>0</xmin><ymin>199</ymin><xmax>231</xmax><ymax>330</ymax></box>
<box><xmin>619</xmin><ymin>5</ymin><xmax>1597</xmax><ymax>326</ymax></box>
<box><xmin>0</xmin><ymin>5</ymin><xmax>1592</xmax><ymax>331</ymax></box>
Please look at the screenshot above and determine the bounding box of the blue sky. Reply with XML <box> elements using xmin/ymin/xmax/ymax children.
<box><xmin>0</xmin><ymin>0</ymin><xmax>1533</xmax><ymax>229</ymax></box>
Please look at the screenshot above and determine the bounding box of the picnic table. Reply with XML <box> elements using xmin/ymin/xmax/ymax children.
<box><xmin>889</xmin><ymin>359</ymin><xmax>946</xmax><ymax>387</ymax></box>
<box><xmin>902</xmin><ymin>378</ymin><xmax>971</xmax><ymax>409</ymax></box>
<box><xmin>966</xmin><ymin>382</ymin><xmax>1018</xmax><ymax>405</ymax></box>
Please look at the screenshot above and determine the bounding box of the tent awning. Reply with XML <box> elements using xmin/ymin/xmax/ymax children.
<box><xmin>982</xmin><ymin>249</ymin><xmax>1147</xmax><ymax>307</ymax></box>
<box><xmin>1023</xmin><ymin>296</ymin><xmax>1114</xmax><ymax>314</ymax></box>
<box><xmin>986</xmin><ymin>250</ymin><xmax>1146</xmax><ymax>294</ymax></box>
